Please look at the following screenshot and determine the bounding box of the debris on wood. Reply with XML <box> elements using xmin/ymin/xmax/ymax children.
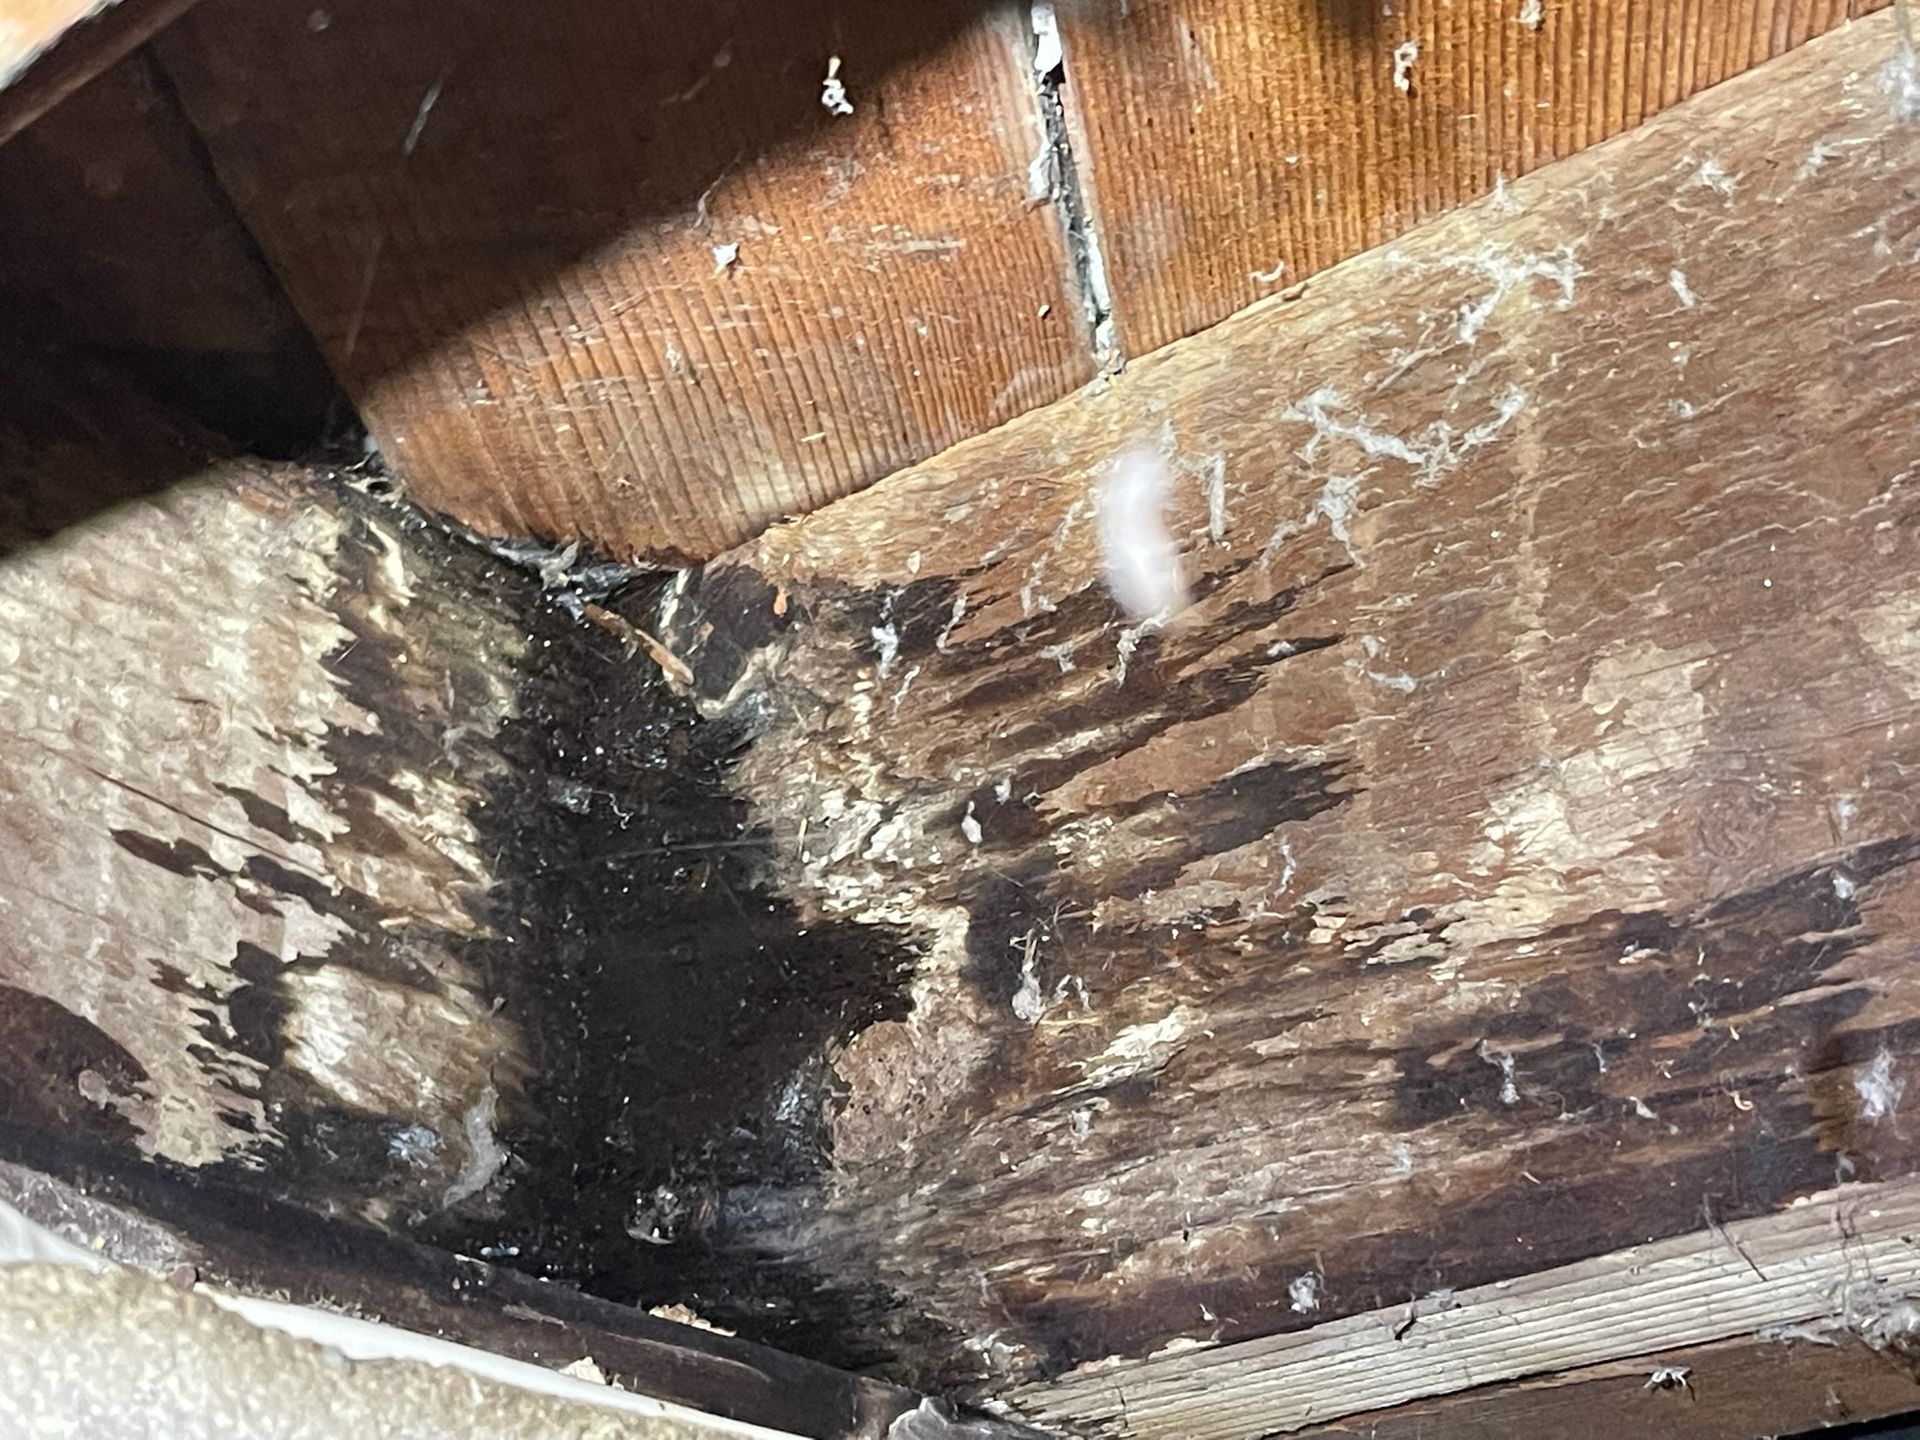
<box><xmin>578</xmin><ymin>602</ymin><xmax>694</xmax><ymax>687</ymax></box>
<box><xmin>1094</xmin><ymin>447</ymin><xmax>1187</xmax><ymax>622</ymax></box>
<box><xmin>821</xmin><ymin>55</ymin><xmax>853</xmax><ymax>116</ymax></box>
<box><xmin>1392</xmin><ymin>41</ymin><xmax>1420</xmax><ymax>95</ymax></box>
<box><xmin>559</xmin><ymin>1355</ymin><xmax>611</xmax><ymax>1385</ymax></box>
<box><xmin>1643</xmin><ymin>1365</ymin><xmax>1693</xmax><ymax>1396</ymax></box>
<box><xmin>1857</xmin><ymin>1048</ymin><xmax>1905</xmax><ymax>1123</ymax></box>
<box><xmin>647</xmin><ymin>1302</ymin><xmax>736</xmax><ymax>1338</ymax></box>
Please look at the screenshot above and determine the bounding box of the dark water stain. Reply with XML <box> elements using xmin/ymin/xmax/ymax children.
<box><xmin>0</xmin><ymin>1117</ymin><xmax>916</xmax><ymax>1439</ymax></box>
<box><xmin>0</xmin><ymin>984</ymin><xmax>149</xmax><ymax>1148</ymax></box>
<box><xmin>33</xmin><ymin>488</ymin><xmax>950</xmax><ymax>1380</ymax></box>
<box><xmin>403</xmin><ymin>566</ymin><xmax>944</xmax><ymax>1373</ymax></box>
<box><xmin>937</xmin><ymin>835</ymin><xmax>1920</xmax><ymax>1380</ymax></box>
<box><xmin>110</xmin><ymin>829</ymin><xmax>223</xmax><ymax>880</ymax></box>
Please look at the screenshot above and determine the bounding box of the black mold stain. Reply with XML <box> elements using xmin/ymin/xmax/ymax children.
<box><xmin>215</xmin><ymin>784</ymin><xmax>324</xmax><ymax>848</ymax></box>
<box><xmin>970</xmin><ymin>835</ymin><xmax>1920</xmax><ymax>1378</ymax></box>
<box><xmin>0</xmin><ymin>984</ymin><xmax>149</xmax><ymax>1147</ymax></box>
<box><xmin>417</xmin><ymin>569</ymin><xmax>940</xmax><ymax>1372</ymax></box>
<box><xmin>110</xmin><ymin>829</ymin><xmax>223</xmax><ymax>880</ymax></box>
<box><xmin>1386</xmin><ymin>840</ymin><xmax>1912</xmax><ymax>1134</ymax></box>
<box><xmin>223</xmin><ymin>942</ymin><xmax>289</xmax><ymax>1071</ymax></box>
<box><xmin>103</xmin><ymin>492</ymin><xmax>951</xmax><ymax>1376</ymax></box>
<box><xmin>1103</xmin><ymin>754</ymin><xmax>1350</xmax><ymax>896</ymax></box>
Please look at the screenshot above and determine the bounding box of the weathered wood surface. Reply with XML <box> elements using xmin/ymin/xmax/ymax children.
<box><xmin>153</xmin><ymin>0</ymin><xmax>1092</xmax><ymax>564</ymax></box>
<box><xmin>1023</xmin><ymin>1176</ymin><xmax>1920</xmax><ymax>1436</ymax></box>
<box><xmin>1302</xmin><ymin>1327</ymin><xmax>1920</xmax><ymax>1440</ymax></box>
<box><xmin>0</xmin><ymin>353</ymin><xmax>1027</xmax><ymax>1434</ymax></box>
<box><xmin>0</xmin><ymin>0</ymin><xmax>197</xmax><ymax>144</ymax></box>
<box><xmin>0</xmin><ymin>1157</ymin><xmax>930</xmax><ymax>1439</ymax></box>
<box><xmin>645</xmin><ymin>8</ymin><xmax>1920</xmax><ymax>1410</ymax></box>
<box><xmin>1051</xmin><ymin>0</ymin><xmax>1887</xmax><ymax>356</ymax></box>
<box><xmin>0</xmin><ymin>47</ymin><xmax>337</xmax><ymax>452</ymax></box>
<box><xmin>0</xmin><ymin>358</ymin><xmax>528</xmax><ymax>1197</ymax></box>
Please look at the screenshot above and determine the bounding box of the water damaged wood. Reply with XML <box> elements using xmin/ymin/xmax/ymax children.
<box><xmin>0</xmin><ymin>363</ymin><xmax>532</xmax><ymax>1206</ymax></box>
<box><xmin>0</xmin><ymin>354</ymin><xmax>1010</xmax><ymax>1435</ymax></box>
<box><xmin>638</xmin><ymin>10</ymin><xmax>1920</xmax><ymax>1419</ymax></box>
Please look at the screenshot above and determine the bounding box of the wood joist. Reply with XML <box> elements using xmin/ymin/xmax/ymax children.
<box><xmin>637</xmin><ymin>10</ymin><xmax>1920</xmax><ymax>1427</ymax></box>
<box><xmin>0</xmin><ymin>9</ymin><xmax>1918</xmax><ymax>1440</ymax></box>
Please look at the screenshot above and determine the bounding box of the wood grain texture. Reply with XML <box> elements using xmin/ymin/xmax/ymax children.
<box><xmin>0</xmin><ymin>355</ymin><xmax>532</xmax><ymax>1210</ymax></box>
<box><xmin>1052</xmin><ymin>0</ymin><xmax>1889</xmax><ymax>356</ymax></box>
<box><xmin>0</xmin><ymin>351</ymin><xmax>1024</xmax><ymax>1437</ymax></box>
<box><xmin>0</xmin><ymin>353</ymin><xmax>1020</xmax><ymax>1431</ymax></box>
<box><xmin>0</xmin><ymin>48</ymin><xmax>338</xmax><ymax>452</ymax></box>
<box><xmin>1300</xmin><ymin>1329</ymin><xmax>1920</xmax><ymax>1440</ymax></box>
<box><xmin>0</xmin><ymin>0</ymin><xmax>196</xmax><ymax>144</ymax></box>
<box><xmin>1023</xmin><ymin>1176</ymin><xmax>1920</xmax><ymax>1436</ymax></box>
<box><xmin>641</xmin><ymin>10</ymin><xmax>1920</xmax><ymax>1406</ymax></box>
<box><xmin>153</xmin><ymin>0</ymin><xmax>1092</xmax><ymax>565</ymax></box>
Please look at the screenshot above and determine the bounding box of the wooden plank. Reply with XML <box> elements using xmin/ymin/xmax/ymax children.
<box><xmin>1298</xmin><ymin>1330</ymin><xmax>1920</xmax><ymax>1440</ymax></box>
<box><xmin>642</xmin><ymin>8</ymin><xmax>1920</xmax><ymax>1404</ymax></box>
<box><xmin>153</xmin><ymin>0</ymin><xmax>1094</xmax><ymax>564</ymax></box>
<box><xmin>0</xmin><ymin>0</ymin><xmax>197</xmax><ymax>144</ymax></box>
<box><xmin>0</xmin><ymin>1206</ymin><xmax>811</xmax><ymax>1440</ymax></box>
<box><xmin>0</xmin><ymin>350</ymin><xmax>1038</xmax><ymax>1420</ymax></box>
<box><xmin>0</xmin><ymin>1156</ymin><xmax>931</xmax><ymax>1439</ymax></box>
<box><xmin>1016</xmin><ymin>1177</ymin><xmax>1920</xmax><ymax>1435</ymax></box>
<box><xmin>0</xmin><ymin>47</ymin><xmax>338</xmax><ymax>452</ymax></box>
<box><xmin>0</xmin><ymin>358</ymin><xmax>532</xmax><ymax>1187</ymax></box>
<box><xmin>1049</xmin><ymin>0</ymin><xmax>1887</xmax><ymax>357</ymax></box>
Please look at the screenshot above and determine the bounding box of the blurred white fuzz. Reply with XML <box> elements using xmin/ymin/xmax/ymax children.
<box><xmin>1095</xmin><ymin>447</ymin><xmax>1189</xmax><ymax>623</ymax></box>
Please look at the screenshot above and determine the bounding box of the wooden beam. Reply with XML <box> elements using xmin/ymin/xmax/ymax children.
<box><xmin>1297</xmin><ymin>1330</ymin><xmax>1920</xmax><ymax>1440</ymax></box>
<box><xmin>0</xmin><ymin>0</ymin><xmax>199</xmax><ymax>145</ymax></box>
<box><xmin>0</xmin><ymin>47</ymin><xmax>338</xmax><ymax>451</ymax></box>
<box><xmin>0</xmin><ymin>1192</ymin><xmax>815</xmax><ymax>1440</ymax></box>
<box><xmin>639</xmin><ymin>6</ymin><xmax>1920</xmax><ymax>1407</ymax></box>
<box><xmin>1049</xmin><ymin>0</ymin><xmax>1888</xmax><ymax>355</ymax></box>
<box><xmin>152</xmin><ymin>0</ymin><xmax>1094</xmax><ymax>564</ymax></box>
<box><xmin>0</xmin><ymin>359</ymin><xmax>532</xmax><ymax>1184</ymax></box>
<box><xmin>1016</xmin><ymin>1176</ymin><xmax>1920</xmax><ymax>1436</ymax></box>
<box><xmin>0</xmin><ymin>1153</ymin><xmax>931</xmax><ymax>1438</ymax></box>
<box><xmin>0</xmin><ymin>349</ymin><xmax>1035</xmax><ymax>1431</ymax></box>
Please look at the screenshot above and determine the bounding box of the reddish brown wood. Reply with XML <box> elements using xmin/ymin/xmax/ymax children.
<box><xmin>640</xmin><ymin>10</ymin><xmax>1920</xmax><ymax>1408</ymax></box>
<box><xmin>153</xmin><ymin>0</ymin><xmax>1094</xmax><ymax>564</ymax></box>
<box><xmin>1050</xmin><ymin>0</ymin><xmax>1888</xmax><ymax>357</ymax></box>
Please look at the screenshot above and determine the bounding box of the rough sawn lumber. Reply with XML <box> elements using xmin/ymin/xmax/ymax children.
<box><xmin>650</xmin><ymin>8</ymin><xmax>1920</xmax><ymax>1410</ymax></box>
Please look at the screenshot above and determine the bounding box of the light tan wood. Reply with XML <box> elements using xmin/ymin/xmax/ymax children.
<box><xmin>1051</xmin><ymin>0</ymin><xmax>1887</xmax><ymax>356</ymax></box>
<box><xmin>1300</xmin><ymin>1329</ymin><xmax>1920</xmax><ymax>1440</ymax></box>
<box><xmin>154</xmin><ymin>0</ymin><xmax>1094</xmax><ymax>564</ymax></box>
<box><xmin>639</xmin><ymin>9</ymin><xmax>1920</xmax><ymax>1401</ymax></box>
<box><xmin>1016</xmin><ymin>1177</ymin><xmax>1920</xmax><ymax>1436</ymax></box>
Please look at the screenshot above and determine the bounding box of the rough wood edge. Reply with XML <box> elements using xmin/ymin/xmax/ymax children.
<box><xmin>0</xmin><ymin>1192</ymin><xmax>810</xmax><ymax>1440</ymax></box>
<box><xmin>0</xmin><ymin>1140</ymin><xmax>927</xmax><ymax>1439</ymax></box>
<box><xmin>0</xmin><ymin>0</ymin><xmax>200</xmax><ymax>146</ymax></box>
<box><xmin>1296</xmin><ymin>1327</ymin><xmax>1920</xmax><ymax>1440</ymax></box>
<box><xmin>1011</xmin><ymin>1176</ymin><xmax>1920</xmax><ymax>1437</ymax></box>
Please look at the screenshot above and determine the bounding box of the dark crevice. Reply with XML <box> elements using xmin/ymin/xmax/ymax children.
<box><xmin>1025</xmin><ymin>3</ymin><xmax>1118</xmax><ymax>365</ymax></box>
